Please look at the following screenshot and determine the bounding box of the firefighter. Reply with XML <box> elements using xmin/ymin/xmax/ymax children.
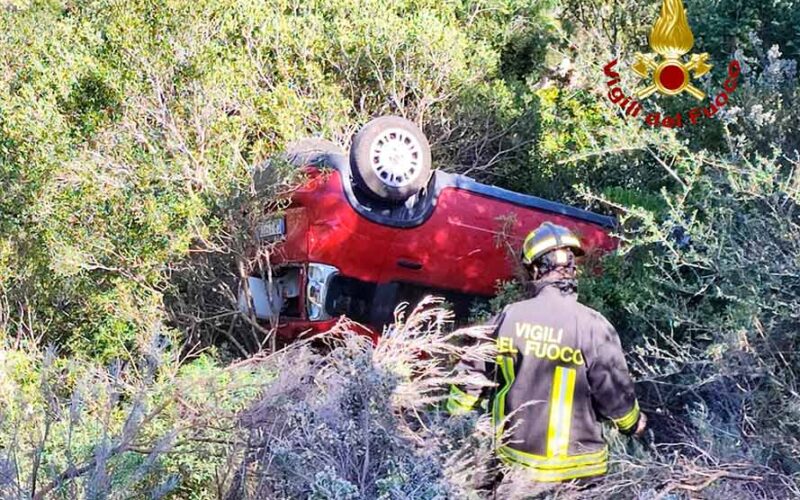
<box><xmin>447</xmin><ymin>222</ymin><xmax>646</xmax><ymax>483</ymax></box>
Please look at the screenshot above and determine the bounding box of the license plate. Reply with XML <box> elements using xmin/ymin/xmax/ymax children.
<box><xmin>256</xmin><ymin>217</ymin><xmax>286</xmax><ymax>240</ymax></box>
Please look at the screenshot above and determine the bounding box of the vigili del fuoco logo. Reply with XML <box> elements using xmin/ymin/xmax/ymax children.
<box><xmin>603</xmin><ymin>0</ymin><xmax>741</xmax><ymax>128</ymax></box>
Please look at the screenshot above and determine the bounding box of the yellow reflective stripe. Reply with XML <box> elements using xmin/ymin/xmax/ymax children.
<box><xmin>498</xmin><ymin>449</ymin><xmax>608</xmax><ymax>482</ymax></box>
<box><xmin>613</xmin><ymin>400</ymin><xmax>640</xmax><ymax>431</ymax></box>
<box><xmin>492</xmin><ymin>354</ymin><xmax>515</xmax><ymax>441</ymax></box>
<box><xmin>446</xmin><ymin>399</ymin><xmax>470</xmax><ymax>415</ymax></box>
<box><xmin>449</xmin><ymin>385</ymin><xmax>479</xmax><ymax>407</ymax></box>
<box><xmin>497</xmin><ymin>446</ymin><xmax>607</xmax><ymax>470</ymax></box>
<box><xmin>558</xmin><ymin>368</ymin><xmax>576</xmax><ymax>454</ymax></box>
<box><xmin>546</xmin><ymin>366</ymin><xmax>564</xmax><ymax>456</ymax></box>
<box><xmin>523</xmin><ymin>231</ymin><xmax>536</xmax><ymax>246</ymax></box>
<box><xmin>525</xmin><ymin>235</ymin><xmax>582</xmax><ymax>262</ymax></box>
<box><xmin>525</xmin><ymin>237</ymin><xmax>555</xmax><ymax>262</ymax></box>
<box><xmin>446</xmin><ymin>385</ymin><xmax>479</xmax><ymax>415</ymax></box>
<box><xmin>527</xmin><ymin>463</ymin><xmax>607</xmax><ymax>482</ymax></box>
<box><xmin>547</xmin><ymin>366</ymin><xmax>576</xmax><ymax>457</ymax></box>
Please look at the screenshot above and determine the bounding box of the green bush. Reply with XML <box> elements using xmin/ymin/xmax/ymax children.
<box><xmin>0</xmin><ymin>0</ymin><xmax>560</xmax><ymax>361</ymax></box>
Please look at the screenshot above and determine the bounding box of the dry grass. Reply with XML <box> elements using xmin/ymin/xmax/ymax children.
<box><xmin>3</xmin><ymin>297</ymin><xmax>799</xmax><ymax>498</ymax></box>
<box><xmin>225</xmin><ymin>297</ymin><xmax>499</xmax><ymax>498</ymax></box>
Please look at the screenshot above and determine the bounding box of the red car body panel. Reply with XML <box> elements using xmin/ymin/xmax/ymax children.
<box><xmin>279</xmin><ymin>170</ymin><xmax>615</xmax><ymax>292</ymax></box>
<box><xmin>272</xmin><ymin>318</ymin><xmax>378</xmax><ymax>342</ymax></box>
<box><xmin>257</xmin><ymin>157</ymin><xmax>617</xmax><ymax>339</ymax></box>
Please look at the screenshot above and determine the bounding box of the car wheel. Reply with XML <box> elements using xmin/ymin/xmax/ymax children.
<box><xmin>350</xmin><ymin>116</ymin><xmax>432</xmax><ymax>202</ymax></box>
<box><xmin>254</xmin><ymin>138</ymin><xmax>343</xmax><ymax>192</ymax></box>
<box><xmin>285</xmin><ymin>137</ymin><xmax>344</xmax><ymax>167</ymax></box>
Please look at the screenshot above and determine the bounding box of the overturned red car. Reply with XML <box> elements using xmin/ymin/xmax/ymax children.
<box><xmin>240</xmin><ymin>116</ymin><xmax>616</xmax><ymax>339</ymax></box>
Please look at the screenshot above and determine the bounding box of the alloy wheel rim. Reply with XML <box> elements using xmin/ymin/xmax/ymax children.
<box><xmin>368</xmin><ymin>128</ymin><xmax>423</xmax><ymax>188</ymax></box>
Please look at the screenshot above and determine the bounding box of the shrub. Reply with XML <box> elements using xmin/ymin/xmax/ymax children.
<box><xmin>228</xmin><ymin>299</ymin><xmax>498</xmax><ymax>499</ymax></box>
<box><xmin>0</xmin><ymin>328</ymin><xmax>276</xmax><ymax>498</ymax></box>
<box><xmin>0</xmin><ymin>300</ymin><xmax>500</xmax><ymax>498</ymax></box>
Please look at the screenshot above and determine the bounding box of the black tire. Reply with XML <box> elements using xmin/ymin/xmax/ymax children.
<box><xmin>284</xmin><ymin>137</ymin><xmax>344</xmax><ymax>167</ymax></box>
<box><xmin>253</xmin><ymin>138</ymin><xmax>343</xmax><ymax>192</ymax></box>
<box><xmin>350</xmin><ymin>116</ymin><xmax>432</xmax><ymax>202</ymax></box>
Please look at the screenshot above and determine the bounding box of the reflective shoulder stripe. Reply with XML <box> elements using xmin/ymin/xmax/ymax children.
<box><xmin>446</xmin><ymin>385</ymin><xmax>480</xmax><ymax>415</ymax></box>
<box><xmin>612</xmin><ymin>400</ymin><xmax>640</xmax><ymax>431</ymax></box>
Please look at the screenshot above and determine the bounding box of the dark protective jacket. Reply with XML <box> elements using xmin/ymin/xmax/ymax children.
<box><xmin>447</xmin><ymin>283</ymin><xmax>640</xmax><ymax>482</ymax></box>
